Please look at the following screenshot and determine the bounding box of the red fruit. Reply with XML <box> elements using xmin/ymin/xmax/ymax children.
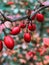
<box><xmin>0</xmin><ymin>41</ymin><xmax>3</xmax><ymax>51</ymax></box>
<box><xmin>28</xmin><ymin>51</ymin><xmax>33</xmax><ymax>57</ymax></box>
<box><xmin>44</xmin><ymin>44</ymin><xmax>48</xmax><ymax>48</ymax></box>
<box><xmin>20</xmin><ymin>22</ymin><xmax>26</xmax><ymax>28</ymax></box>
<box><xmin>4</xmin><ymin>36</ymin><xmax>14</xmax><ymax>49</ymax></box>
<box><xmin>40</xmin><ymin>50</ymin><xmax>46</xmax><ymax>56</ymax></box>
<box><xmin>7</xmin><ymin>1</ymin><xmax>14</xmax><ymax>5</ymax></box>
<box><xmin>28</xmin><ymin>24</ymin><xmax>36</xmax><ymax>31</ymax></box>
<box><xmin>37</xmin><ymin>48</ymin><xmax>42</xmax><ymax>52</ymax></box>
<box><xmin>31</xmin><ymin>15</ymin><xmax>36</xmax><ymax>20</ymax></box>
<box><xmin>32</xmin><ymin>51</ymin><xmax>36</xmax><ymax>55</ymax></box>
<box><xmin>24</xmin><ymin>33</ymin><xmax>31</xmax><ymax>42</ymax></box>
<box><xmin>10</xmin><ymin>26</ymin><xmax>20</xmax><ymax>35</ymax></box>
<box><xmin>43</xmin><ymin>38</ymin><xmax>49</xmax><ymax>47</ymax></box>
<box><xmin>36</xmin><ymin>13</ymin><xmax>44</xmax><ymax>22</ymax></box>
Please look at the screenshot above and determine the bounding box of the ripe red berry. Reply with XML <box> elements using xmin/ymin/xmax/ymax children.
<box><xmin>28</xmin><ymin>24</ymin><xmax>36</xmax><ymax>31</ymax></box>
<box><xmin>37</xmin><ymin>48</ymin><xmax>42</xmax><ymax>52</ymax></box>
<box><xmin>4</xmin><ymin>36</ymin><xmax>14</xmax><ymax>49</ymax></box>
<box><xmin>28</xmin><ymin>51</ymin><xmax>33</xmax><ymax>57</ymax></box>
<box><xmin>37</xmin><ymin>48</ymin><xmax>46</xmax><ymax>56</ymax></box>
<box><xmin>28</xmin><ymin>51</ymin><xmax>36</xmax><ymax>57</ymax></box>
<box><xmin>44</xmin><ymin>44</ymin><xmax>48</xmax><ymax>48</ymax></box>
<box><xmin>24</xmin><ymin>33</ymin><xmax>31</xmax><ymax>42</ymax></box>
<box><xmin>0</xmin><ymin>41</ymin><xmax>3</xmax><ymax>51</ymax></box>
<box><xmin>7</xmin><ymin>1</ymin><xmax>14</xmax><ymax>5</ymax></box>
<box><xmin>10</xmin><ymin>26</ymin><xmax>20</xmax><ymax>35</ymax></box>
<box><xmin>36</xmin><ymin>13</ymin><xmax>44</xmax><ymax>22</ymax></box>
<box><xmin>31</xmin><ymin>15</ymin><xmax>36</xmax><ymax>20</ymax></box>
<box><xmin>20</xmin><ymin>22</ymin><xmax>26</xmax><ymax>28</ymax></box>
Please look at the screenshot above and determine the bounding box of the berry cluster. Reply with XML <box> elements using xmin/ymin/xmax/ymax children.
<box><xmin>0</xmin><ymin>11</ymin><xmax>44</xmax><ymax>51</ymax></box>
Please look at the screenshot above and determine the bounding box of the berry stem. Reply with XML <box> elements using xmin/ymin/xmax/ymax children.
<box><xmin>40</xmin><ymin>22</ymin><xmax>44</xmax><ymax>37</ymax></box>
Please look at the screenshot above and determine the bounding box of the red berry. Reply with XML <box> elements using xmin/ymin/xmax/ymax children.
<box><xmin>28</xmin><ymin>24</ymin><xmax>36</xmax><ymax>31</ymax></box>
<box><xmin>0</xmin><ymin>41</ymin><xmax>3</xmax><ymax>51</ymax></box>
<box><xmin>28</xmin><ymin>51</ymin><xmax>33</xmax><ymax>57</ymax></box>
<box><xmin>4</xmin><ymin>36</ymin><xmax>14</xmax><ymax>49</ymax></box>
<box><xmin>32</xmin><ymin>51</ymin><xmax>36</xmax><ymax>55</ymax></box>
<box><xmin>37</xmin><ymin>48</ymin><xmax>42</xmax><ymax>52</ymax></box>
<box><xmin>28</xmin><ymin>51</ymin><xmax>36</xmax><ymax>57</ymax></box>
<box><xmin>36</xmin><ymin>13</ymin><xmax>44</xmax><ymax>22</ymax></box>
<box><xmin>31</xmin><ymin>15</ymin><xmax>36</xmax><ymax>20</ymax></box>
<box><xmin>10</xmin><ymin>26</ymin><xmax>20</xmax><ymax>35</ymax></box>
<box><xmin>7</xmin><ymin>1</ymin><xmax>14</xmax><ymax>5</ymax></box>
<box><xmin>44</xmin><ymin>44</ymin><xmax>48</xmax><ymax>48</ymax></box>
<box><xmin>20</xmin><ymin>22</ymin><xmax>26</xmax><ymax>28</ymax></box>
<box><xmin>24</xmin><ymin>33</ymin><xmax>31</xmax><ymax>42</ymax></box>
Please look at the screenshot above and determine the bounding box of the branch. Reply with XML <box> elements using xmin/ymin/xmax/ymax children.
<box><xmin>0</xmin><ymin>11</ymin><xmax>28</xmax><ymax>22</ymax></box>
<box><xmin>30</xmin><ymin>5</ymin><xmax>49</xmax><ymax>18</ymax></box>
<box><xmin>0</xmin><ymin>5</ymin><xmax>49</xmax><ymax>22</ymax></box>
